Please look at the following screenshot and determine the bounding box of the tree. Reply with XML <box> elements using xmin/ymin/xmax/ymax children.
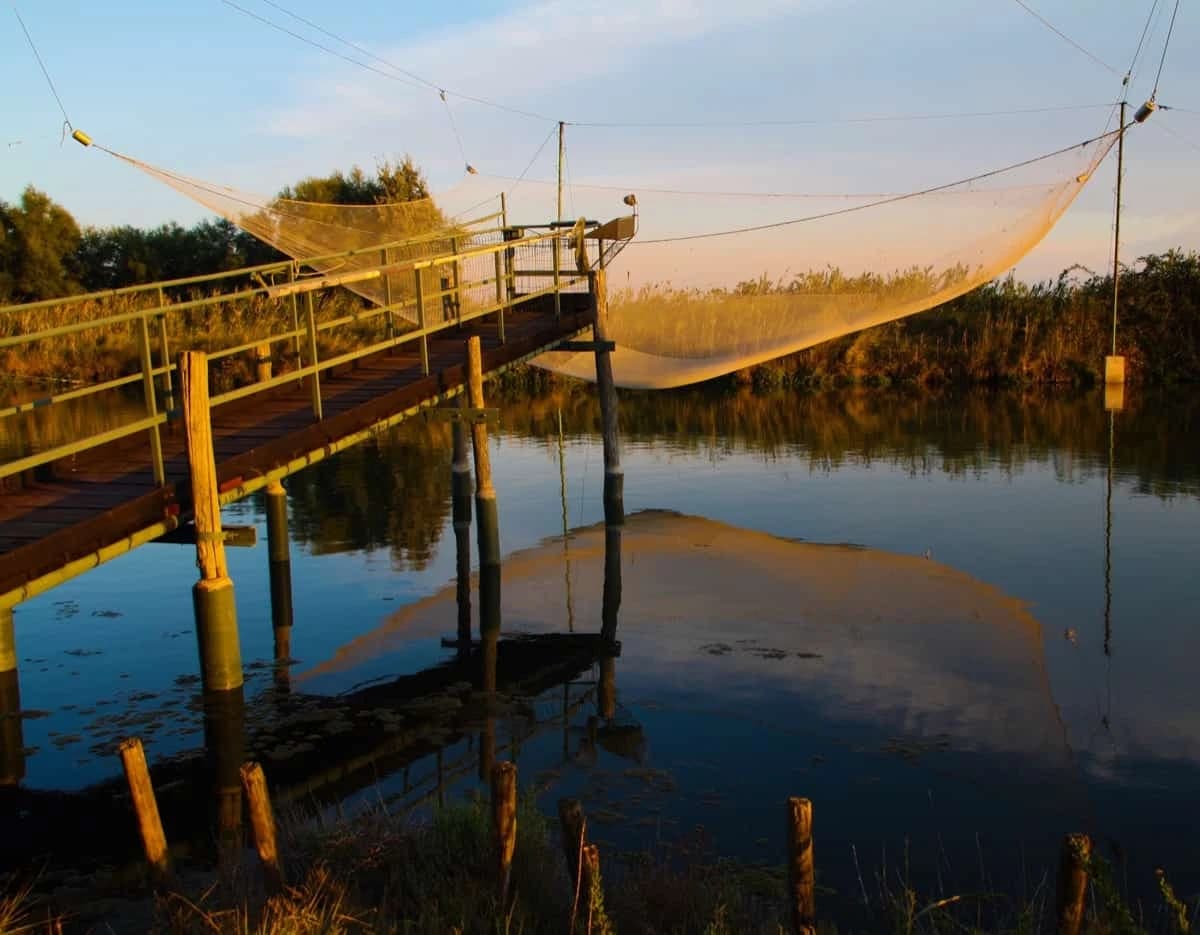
<box><xmin>0</xmin><ymin>187</ymin><xmax>82</xmax><ymax>302</ymax></box>
<box><xmin>279</xmin><ymin>156</ymin><xmax>429</xmax><ymax>205</ymax></box>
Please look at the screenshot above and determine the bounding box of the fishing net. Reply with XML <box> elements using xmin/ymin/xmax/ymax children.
<box><xmin>100</xmin><ymin>130</ymin><xmax>1116</xmax><ymax>388</ymax></box>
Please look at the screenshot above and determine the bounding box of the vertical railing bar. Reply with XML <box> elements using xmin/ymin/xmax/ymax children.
<box><xmin>156</xmin><ymin>287</ymin><xmax>174</xmax><ymax>414</ymax></box>
<box><xmin>381</xmin><ymin>247</ymin><xmax>395</xmax><ymax>350</ymax></box>
<box><xmin>304</xmin><ymin>291</ymin><xmax>323</xmax><ymax>421</ymax></box>
<box><xmin>414</xmin><ymin>269</ymin><xmax>430</xmax><ymax>375</ymax></box>
<box><xmin>288</xmin><ymin>264</ymin><xmax>302</xmax><ymax>366</ymax></box>
<box><xmin>494</xmin><ymin>249</ymin><xmax>506</xmax><ymax>344</ymax></box>
<box><xmin>137</xmin><ymin>313</ymin><xmax>166</xmax><ymax>485</ymax></box>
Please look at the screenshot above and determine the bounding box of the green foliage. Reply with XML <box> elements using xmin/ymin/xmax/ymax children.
<box><xmin>278</xmin><ymin>156</ymin><xmax>430</xmax><ymax>206</ymax></box>
<box><xmin>0</xmin><ymin>186</ymin><xmax>82</xmax><ymax>302</ymax></box>
<box><xmin>1157</xmin><ymin>869</ymin><xmax>1191</xmax><ymax>935</ymax></box>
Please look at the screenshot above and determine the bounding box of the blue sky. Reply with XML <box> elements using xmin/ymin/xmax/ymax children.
<box><xmin>2</xmin><ymin>0</ymin><xmax>1197</xmax><ymax>279</ymax></box>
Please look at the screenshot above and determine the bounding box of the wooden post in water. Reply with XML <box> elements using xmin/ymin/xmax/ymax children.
<box><xmin>265</xmin><ymin>480</ymin><xmax>293</xmax><ymax>693</ymax></box>
<box><xmin>786</xmin><ymin>797</ymin><xmax>816</xmax><ymax>935</ymax></box>
<box><xmin>0</xmin><ymin>608</ymin><xmax>24</xmax><ymax>786</ymax></box>
<box><xmin>452</xmin><ymin>393</ymin><xmax>473</xmax><ymax>651</ymax></box>
<box><xmin>590</xmin><ymin>270</ymin><xmax>624</xmax><ymax>525</ymax></box>
<box><xmin>203</xmin><ymin>685</ymin><xmax>246</xmax><ymax>857</ymax></box>
<box><xmin>118</xmin><ymin>737</ymin><xmax>172</xmax><ymax>886</ymax></box>
<box><xmin>180</xmin><ymin>351</ymin><xmax>243</xmax><ymax>694</ymax></box>
<box><xmin>241</xmin><ymin>761</ymin><xmax>284</xmax><ymax>891</ymax></box>
<box><xmin>1056</xmin><ymin>833</ymin><xmax>1091</xmax><ymax>935</ymax></box>
<box><xmin>492</xmin><ymin>762</ymin><xmax>518</xmax><ymax>901</ymax></box>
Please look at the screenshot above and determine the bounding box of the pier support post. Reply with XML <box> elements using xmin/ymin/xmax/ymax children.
<box><xmin>0</xmin><ymin>607</ymin><xmax>24</xmax><ymax>785</ymax></box>
<box><xmin>180</xmin><ymin>351</ymin><xmax>243</xmax><ymax>694</ymax></box>
<box><xmin>589</xmin><ymin>270</ymin><xmax>624</xmax><ymax>525</ymax></box>
<box><xmin>452</xmin><ymin>394</ymin><xmax>473</xmax><ymax>651</ymax></box>
<box><xmin>203</xmin><ymin>686</ymin><xmax>246</xmax><ymax>858</ymax></box>
<box><xmin>467</xmin><ymin>337</ymin><xmax>501</xmax><ymax>570</ymax></box>
<box><xmin>265</xmin><ymin>480</ymin><xmax>293</xmax><ymax>692</ymax></box>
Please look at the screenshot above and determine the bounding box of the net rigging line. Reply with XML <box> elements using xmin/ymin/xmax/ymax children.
<box><xmin>220</xmin><ymin>0</ymin><xmax>1125</xmax><ymax>135</ymax></box>
<box><xmin>13</xmin><ymin>7</ymin><xmax>74</xmax><ymax>137</ymax></box>
<box><xmin>1152</xmin><ymin>0</ymin><xmax>1183</xmax><ymax>97</ymax></box>
<box><xmin>631</xmin><ymin>129</ymin><xmax>1120</xmax><ymax>245</ymax></box>
<box><xmin>219</xmin><ymin>0</ymin><xmax>558</xmax><ymax>123</ymax></box>
<box><xmin>1009</xmin><ymin>0</ymin><xmax>1124</xmax><ymax>77</ymax></box>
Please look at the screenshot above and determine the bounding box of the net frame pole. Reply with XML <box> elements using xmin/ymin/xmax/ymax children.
<box><xmin>554</xmin><ymin>120</ymin><xmax>564</xmax><ymax>318</ymax></box>
<box><xmin>1111</xmin><ymin>100</ymin><xmax>1125</xmax><ymax>357</ymax></box>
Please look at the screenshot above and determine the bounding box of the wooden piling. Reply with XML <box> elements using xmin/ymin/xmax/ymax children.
<box><xmin>180</xmin><ymin>351</ymin><xmax>243</xmax><ymax>693</ymax></box>
<box><xmin>118</xmin><ymin>737</ymin><xmax>172</xmax><ymax>886</ymax></box>
<box><xmin>0</xmin><ymin>606</ymin><xmax>14</xmax><ymax>675</ymax></box>
<box><xmin>600</xmin><ymin>523</ymin><xmax>622</xmax><ymax>643</ymax></box>
<box><xmin>265</xmin><ymin>480</ymin><xmax>293</xmax><ymax>691</ymax></box>
<box><xmin>452</xmin><ymin>393</ymin><xmax>473</xmax><ymax>649</ymax></box>
<box><xmin>590</xmin><ymin>270</ymin><xmax>624</xmax><ymax>525</ymax></box>
<box><xmin>786</xmin><ymin>797</ymin><xmax>816</xmax><ymax>935</ymax></box>
<box><xmin>203</xmin><ymin>686</ymin><xmax>246</xmax><ymax>856</ymax></box>
<box><xmin>241</xmin><ymin>761</ymin><xmax>285</xmax><ymax>891</ymax></box>
<box><xmin>466</xmin><ymin>336</ymin><xmax>496</xmax><ymax>504</ymax></box>
<box><xmin>0</xmin><ymin>666</ymin><xmax>25</xmax><ymax>786</ymax></box>
<box><xmin>1056</xmin><ymin>833</ymin><xmax>1091</xmax><ymax>935</ymax></box>
<box><xmin>558</xmin><ymin>797</ymin><xmax>586</xmax><ymax>890</ymax></box>
<box><xmin>492</xmin><ymin>762</ymin><xmax>518</xmax><ymax>901</ymax></box>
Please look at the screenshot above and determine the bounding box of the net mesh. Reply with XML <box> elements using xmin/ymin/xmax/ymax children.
<box><xmin>105</xmin><ymin>130</ymin><xmax>1116</xmax><ymax>388</ymax></box>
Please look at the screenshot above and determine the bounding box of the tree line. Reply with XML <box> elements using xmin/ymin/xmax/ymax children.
<box><xmin>0</xmin><ymin>158</ymin><xmax>429</xmax><ymax>302</ymax></box>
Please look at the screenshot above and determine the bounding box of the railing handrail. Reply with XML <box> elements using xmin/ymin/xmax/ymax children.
<box><xmin>0</xmin><ymin>218</ymin><xmax>617</xmax><ymax>482</ymax></box>
<box><xmin>0</xmin><ymin>209</ymin><xmax>505</xmax><ymax>317</ymax></box>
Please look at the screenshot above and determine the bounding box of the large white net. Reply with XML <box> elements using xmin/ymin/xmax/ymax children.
<box><xmin>103</xmin><ymin>130</ymin><xmax>1116</xmax><ymax>389</ymax></box>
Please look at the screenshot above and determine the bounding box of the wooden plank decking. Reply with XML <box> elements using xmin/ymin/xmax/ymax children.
<box><xmin>0</xmin><ymin>296</ymin><xmax>592</xmax><ymax>604</ymax></box>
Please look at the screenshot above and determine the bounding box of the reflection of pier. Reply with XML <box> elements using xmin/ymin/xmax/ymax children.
<box><xmin>0</xmin><ymin>629</ymin><xmax>617</xmax><ymax>869</ymax></box>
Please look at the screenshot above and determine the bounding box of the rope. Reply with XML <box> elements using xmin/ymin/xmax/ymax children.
<box><xmin>440</xmin><ymin>90</ymin><xmax>470</xmax><ymax>170</ymax></box>
<box><xmin>1125</xmin><ymin>0</ymin><xmax>1162</xmax><ymax>87</ymax></box>
<box><xmin>1009</xmin><ymin>0</ymin><xmax>1124</xmax><ymax>76</ymax></box>
<box><xmin>633</xmin><ymin>129</ymin><xmax>1119</xmax><ymax>245</ymax></box>
<box><xmin>221</xmin><ymin>0</ymin><xmax>558</xmax><ymax>123</ymax></box>
<box><xmin>569</xmin><ymin>102</ymin><xmax>1115</xmax><ymax>129</ymax></box>
<box><xmin>13</xmin><ymin>7</ymin><xmax>73</xmax><ymax>138</ymax></box>
<box><xmin>1152</xmin><ymin>0</ymin><xmax>1182</xmax><ymax>97</ymax></box>
<box><xmin>506</xmin><ymin>125</ymin><xmax>557</xmax><ymax>200</ymax></box>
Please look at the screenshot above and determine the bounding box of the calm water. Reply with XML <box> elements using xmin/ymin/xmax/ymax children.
<box><xmin>3</xmin><ymin>385</ymin><xmax>1199</xmax><ymax>906</ymax></box>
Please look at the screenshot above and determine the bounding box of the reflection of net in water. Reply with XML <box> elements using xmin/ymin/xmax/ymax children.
<box><xmin>105</xmin><ymin>129</ymin><xmax>1115</xmax><ymax>389</ymax></box>
<box><xmin>301</xmin><ymin>511</ymin><xmax>1068</xmax><ymax>766</ymax></box>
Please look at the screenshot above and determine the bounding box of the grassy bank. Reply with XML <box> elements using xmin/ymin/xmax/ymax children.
<box><xmin>4</xmin><ymin>251</ymin><xmax>1198</xmax><ymax>392</ymax></box>
<box><xmin>4</xmin><ymin>795</ymin><xmax>1195</xmax><ymax>934</ymax></box>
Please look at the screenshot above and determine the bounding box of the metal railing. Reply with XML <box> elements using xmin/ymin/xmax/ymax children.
<box><xmin>0</xmin><ymin>218</ymin><xmax>610</xmax><ymax>485</ymax></box>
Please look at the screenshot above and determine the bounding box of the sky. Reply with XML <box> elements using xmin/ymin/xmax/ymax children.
<box><xmin>2</xmin><ymin>0</ymin><xmax>1198</xmax><ymax>281</ymax></box>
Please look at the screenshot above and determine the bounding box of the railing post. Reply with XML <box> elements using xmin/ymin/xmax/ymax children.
<box><xmin>494</xmin><ymin>249</ymin><xmax>507</xmax><ymax>344</ymax></box>
<box><xmin>451</xmin><ymin>235</ymin><xmax>463</xmax><ymax>325</ymax></box>
<box><xmin>304</xmin><ymin>292</ymin><xmax>322</xmax><ymax>421</ymax></box>
<box><xmin>287</xmin><ymin>265</ymin><xmax>302</xmax><ymax>365</ymax></box>
<box><xmin>381</xmin><ymin>247</ymin><xmax>395</xmax><ymax>348</ymax></box>
<box><xmin>415</xmin><ymin>269</ymin><xmax>430</xmax><ymax>375</ymax></box>
<box><xmin>137</xmin><ymin>314</ymin><xmax>166</xmax><ymax>485</ymax></box>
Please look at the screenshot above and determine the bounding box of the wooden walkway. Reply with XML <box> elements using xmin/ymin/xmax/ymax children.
<box><xmin>0</xmin><ymin>295</ymin><xmax>592</xmax><ymax>605</ymax></box>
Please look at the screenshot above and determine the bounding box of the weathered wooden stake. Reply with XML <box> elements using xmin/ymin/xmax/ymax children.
<box><xmin>255</xmin><ymin>342</ymin><xmax>273</xmax><ymax>383</ymax></box>
<box><xmin>787</xmin><ymin>797</ymin><xmax>816</xmax><ymax>935</ymax></box>
<box><xmin>590</xmin><ymin>270</ymin><xmax>623</xmax><ymax>525</ymax></box>
<box><xmin>558</xmin><ymin>797</ymin><xmax>586</xmax><ymax>890</ymax></box>
<box><xmin>265</xmin><ymin>480</ymin><xmax>293</xmax><ymax>692</ymax></box>
<box><xmin>1056</xmin><ymin>833</ymin><xmax>1092</xmax><ymax>935</ymax></box>
<box><xmin>180</xmin><ymin>351</ymin><xmax>243</xmax><ymax>693</ymax></box>
<box><xmin>241</xmin><ymin>761</ymin><xmax>285</xmax><ymax>892</ymax></box>
<box><xmin>492</xmin><ymin>762</ymin><xmax>518</xmax><ymax>901</ymax></box>
<box><xmin>118</xmin><ymin>737</ymin><xmax>172</xmax><ymax>886</ymax></box>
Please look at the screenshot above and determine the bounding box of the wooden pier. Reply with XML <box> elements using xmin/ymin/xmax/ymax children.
<box><xmin>0</xmin><ymin>218</ymin><xmax>628</xmax><ymax>610</ymax></box>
